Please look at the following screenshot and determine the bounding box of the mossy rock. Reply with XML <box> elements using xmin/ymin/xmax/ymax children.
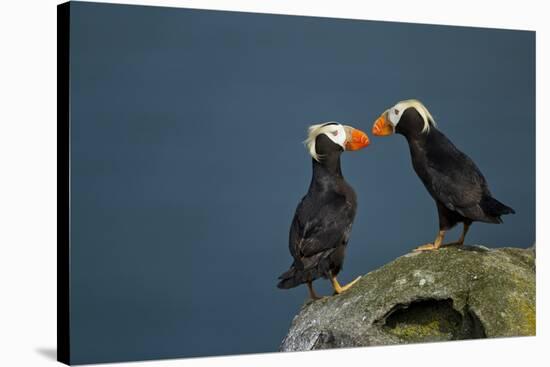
<box><xmin>280</xmin><ymin>246</ymin><xmax>535</xmax><ymax>351</ymax></box>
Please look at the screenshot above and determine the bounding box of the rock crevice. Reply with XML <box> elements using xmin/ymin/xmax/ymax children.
<box><xmin>280</xmin><ymin>246</ymin><xmax>535</xmax><ymax>351</ymax></box>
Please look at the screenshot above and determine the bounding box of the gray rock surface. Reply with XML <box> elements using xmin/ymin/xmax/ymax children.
<box><xmin>280</xmin><ymin>246</ymin><xmax>535</xmax><ymax>351</ymax></box>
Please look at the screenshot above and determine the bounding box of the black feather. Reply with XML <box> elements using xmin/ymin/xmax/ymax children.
<box><xmin>277</xmin><ymin>134</ymin><xmax>357</xmax><ymax>289</ymax></box>
<box><xmin>395</xmin><ymin>106</ymin><xmax>515</xmax><ymax>231</ymax></box>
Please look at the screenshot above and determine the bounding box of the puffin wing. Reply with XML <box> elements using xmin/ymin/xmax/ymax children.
<box><xmin>424</xmin><ymin>137</ymin><xmax>490</xmax><ymax>220</ymax></box>
<box><xmin>296</xmin><ymin>197</ymin><xmax>355</xmax><ymax>261</ymax></box>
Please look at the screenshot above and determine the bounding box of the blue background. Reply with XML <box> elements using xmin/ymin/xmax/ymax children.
<box><xmin>69</xmin><ymin>2</ymin><xmax>535</xmax><ymax>363</ymax></box>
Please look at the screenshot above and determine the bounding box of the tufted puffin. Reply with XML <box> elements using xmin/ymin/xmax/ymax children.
<box><xmin>277</xmin><ymin>123</ymin><xmax>370</xmax><ymax>299</ymax></box>
<box><xmin>372</xmin><ymin>99</ymin><xmax>515</xmax><ymax>251</ymax></box>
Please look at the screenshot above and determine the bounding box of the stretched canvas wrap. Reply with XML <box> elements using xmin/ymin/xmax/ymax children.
<box><xmin>58</xmin><ymin>1</ymin><xmax>536</xmax><ymax>365</ymax></box>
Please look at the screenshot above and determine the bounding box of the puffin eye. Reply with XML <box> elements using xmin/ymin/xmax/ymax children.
<box><xmin>331</xmin><ymin>130</ymin><xmax>339</xmax><ymax>136</ymax></box>
<box><xmin>394</xmin><ymin>109</ymin><xmax>399</xmax><ymax>115</ymax></box>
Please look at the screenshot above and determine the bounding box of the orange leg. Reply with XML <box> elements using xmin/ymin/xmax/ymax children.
<box><xmin>330</xmin><ymin>272</ymin><xmax>361</xmax><ymax>294</ymax></box>
<box><xmin>415</xmin><ymin>223</ymin><xmax>471</xmax><ymax>252</ymax></box>
<box><xmin>414</xmin><ymin>230</ymin><xmax>445</xmax><ymax>252</ymax></box>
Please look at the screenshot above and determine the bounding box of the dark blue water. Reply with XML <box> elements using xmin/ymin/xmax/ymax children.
<box><xmin>69</xmin><ymin>2</ymin><xmax>535</xmax><ymax>363</ymax></box>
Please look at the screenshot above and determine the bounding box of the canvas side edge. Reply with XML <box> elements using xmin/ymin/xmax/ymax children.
<box><xmin>57</xmin><ymin>2</ymin><xmax>71</xmax><ymax>365</ymax></box>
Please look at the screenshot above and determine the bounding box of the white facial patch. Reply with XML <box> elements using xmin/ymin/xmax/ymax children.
<box><xmin>324</xmin><ymin>124</ymin><xmax>347</xmax><ymax>149</ymax></box>
<box><xmin>387</xmin><ymin>99</ymin><xmax>436</xmax><ymax>133</ymax></box>
<box><xmin>304</xmin><ymin>122</ymin><xmax>347</xmax><ymax>161</ymax></box>
<box><xmin>388</xmin><ymin>105</ymin><xmax>405</xmax><ymax>127</ymax></box>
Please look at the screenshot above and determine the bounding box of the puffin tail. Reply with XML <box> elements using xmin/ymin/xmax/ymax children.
<box><xmin>277</xmin><ymin>266</ymin><xmax>303</xmax><ymax>289</ymax></box>
<box><xmin>482</xmin><ymin>196</ymin><xmax>516</xmax><ymax>223</ymax></box>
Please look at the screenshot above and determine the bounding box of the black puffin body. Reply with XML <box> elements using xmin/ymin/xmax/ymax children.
<box><xmin>373</xmin><ymin>100</ymin><xmax>515</xmax><ymax>250</ymax></box>
<box><xmin>404</xmin><ymin>122</ymin><xmax>514</xmax><ymax>228</ymax></box>
<box><xmin>278</xmin><ymin>134</ymin><xmax>356</xmax><ymax>289</ymax></box>
<box><xmin>278</xmin><ymin>123</ymin><xmax>370</xmax><ymax>298</ymax></box>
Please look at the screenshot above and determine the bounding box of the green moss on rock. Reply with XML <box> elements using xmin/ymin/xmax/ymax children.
<box><xmin>280</xmin><ymin>246</ymin><xmax>535</xmax><ymax>351</ymax></box>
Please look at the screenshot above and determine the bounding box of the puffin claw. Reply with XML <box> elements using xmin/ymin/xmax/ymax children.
<box><xmin>413</xmin><ymin>243</ymin><xmax>438</xmax><ymax>252</ymax></box>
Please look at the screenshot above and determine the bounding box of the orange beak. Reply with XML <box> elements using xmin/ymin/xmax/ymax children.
<box><xmin>372</xmin><ymin>113</ymin><xmax>394</xmax><ymax>136</ymax></box>
<box><xmin>344</xmin><ymin>127</ymin><xmax>370</xmax><ymax>151</ymax></box>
